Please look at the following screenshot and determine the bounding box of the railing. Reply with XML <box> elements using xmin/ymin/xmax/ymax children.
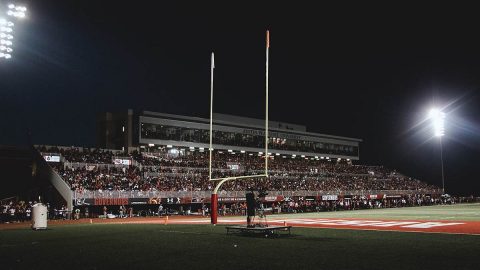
<box><xmin>74</xmin><ymin>189</ymin><xmax>443</xmax><ymax>200</ymax></box>
<box><xmin>61</xmin><ymin>163</ymin><xmax>400</xmax><ymax>179</ymax></box>
<box><xmin>64</xmin><ymin>162</ymin><xmax>131</xmax><ymax>170</ymax></box>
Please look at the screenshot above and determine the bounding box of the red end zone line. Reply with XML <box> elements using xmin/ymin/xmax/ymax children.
<box><xmin>169</xmin><ymin>218</ymin><xmax>480</xmax><ymax>235</ymax></box>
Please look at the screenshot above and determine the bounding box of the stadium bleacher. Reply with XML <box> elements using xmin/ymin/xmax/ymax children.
<box><xmin>37</xmin><ymin>145</ymin><xmax>439</xmax><ymax>193</ymax></box>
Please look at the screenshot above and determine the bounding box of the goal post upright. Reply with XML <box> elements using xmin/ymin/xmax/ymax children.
<box><xmin>210</xmin><ymin>31</ymin><xmax>270</xmax><ymax>225</ymax></box>
<box><xmin>209</xmin><ymin>52</ymin><xmax>217</xmax><ymax>224</ymax></box>
<box><xmin>265</xmin><ymin>30</ymin><xmax>269</xmax><ymax>177</ymax></box>
<box><xmin>209</xmin><ymin>52</ymin><xmax>214</xmax><ymax>184</ymax></box>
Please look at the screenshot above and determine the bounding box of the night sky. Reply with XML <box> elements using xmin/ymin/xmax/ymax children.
<box><xmin>1</xmin><ymin>1</ymin><xmax>480</xmax><ymax>195</ymax></box>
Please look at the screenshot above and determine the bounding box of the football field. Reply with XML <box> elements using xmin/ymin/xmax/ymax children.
<box><xmin>1</xmin><ymin>203</ymin><xmax>480</xmax><ymax>270</ymax></box>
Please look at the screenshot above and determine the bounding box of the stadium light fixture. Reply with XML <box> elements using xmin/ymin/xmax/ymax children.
<box><xmin>428</xmin><ymin>108</ymin><xmax>445</xmax><ymax>137</ymax></box>
<box><xmin>7</xmin><ymin>4</ymin><xmax>27</xmax><ymax>18</ymax></box>
<box><xmin>428</xmin><ymin>108</ymin><xmax>446</xmax><ymax>194</ymax></box>
<box><xmin>0</xmin><ymin>33</ymin><xmax>14</xmax><ymax>39</ymax></box>
<box><xmin>240</xmin><ymin>150</ymin><xmax>245</xmax><ymax>153</ymax></box>
<box><xmin>1</xmin><ymin>4</ymin><xmax>27</xmax><ymax>60</ymax></box>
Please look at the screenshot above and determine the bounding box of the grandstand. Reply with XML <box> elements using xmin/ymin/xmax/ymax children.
<box><xmin>33</xmin><ymin>111</ymin><xmax>442</xmax><ymax>214</ymax></box>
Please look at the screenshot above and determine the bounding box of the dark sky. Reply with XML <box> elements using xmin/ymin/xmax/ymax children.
<box><xmin>1</xmin><ymin>1</ymin><xmax>480</xmax><ymax>195</ymax></box>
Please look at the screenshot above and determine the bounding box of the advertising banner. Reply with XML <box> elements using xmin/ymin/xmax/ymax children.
<box><xmin>94</xmin><ymin>198</ymin><xmax>129</xmax><ymax>206</ymax></box>
<box><xmin>43</xmin><ymin>155</ymin><xmax>61</xmax><ymax>162</ymax></box>
<box><xmin>321</xmin><ymin>195</ymin><xmax>339</xmax><ymax>201</ymax></box>
<box><xmin>128</xmin><ymin>198</ymin><xmax>150</xmax><ymax>205</ymax></box>
<box><xmin>148</xmin><ymin>197</ymin><xmax>162</xmax><ymax>204</ymax></box>
<box><xmin>74</xmin><ymin>198</ymin><xmax>94</xmax><ymax>206</ymax></box>
<box><xmin>218</xmin><ymin>197</ymin><xmax>246</xmax><ymax>202</ymax></box>
<box><xmin>162</xmin><ymin>197</ymin><xmax>181</xmax><ymax>204</ymax></box>
<box><xmin>113</xmin><ymin>158</ymin><xmax>132</xmax><ymax>165</ymax></box>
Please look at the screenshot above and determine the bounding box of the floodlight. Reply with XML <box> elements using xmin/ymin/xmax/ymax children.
<box><xmin>428</xmin><ymin>108</ymin><xmax>445</xmax><ymax>137</ymax></box>
<box><xmin>0</xmin><ymin>33</ymin><xmax>13</xmax><ymax>39</ymax></box>
<box><xmin>1</xmin><ymin>40</ymin><xmax>13</xmax><ymax>46</ymax></box>
<box><xmin>0</xmin><ymin>52</ymin><xmax>11</xmax><ymax>59</ymax></box>
<box><xmin>6</xmin><ymin>5</ymin><xmax>26</xmax><ymax>18</ymax></box>
<box><xmin>1</xmin><ymin>26</ymin><xmax>13</xmax><ymax>32</ymax></box>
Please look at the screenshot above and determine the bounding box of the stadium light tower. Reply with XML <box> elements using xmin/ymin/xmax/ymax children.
<box><xmin>0</xmin><ymin>3</ymin><xmax>27</xmax><ymax>60</ymax></box>
<box><xmin>428</xmin><ymin>108</ymin><xmax>446</xmax><ymax>194</ymax></box>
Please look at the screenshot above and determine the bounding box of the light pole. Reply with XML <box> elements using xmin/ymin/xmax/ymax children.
<box><xmin>428</xmin><ymin>108</ymin><xmax>445</xmax><ymax>194</ymax></box>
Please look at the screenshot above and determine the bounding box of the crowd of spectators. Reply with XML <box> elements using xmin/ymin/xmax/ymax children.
<box><xmin>0</xmin><ymin>200</ymin><xmax>32</xmax><ymax>223</ymax></box>
<box><xmin>37</xmin><ymin>145</ymin><xmax>115</xmax><ymax>163</ymax></box>
<box><xmin>0</xmin><ymin>199</ymin><xmax>71</xmax><ymax>223</ymax></box>
<box><xmin>38</xmin><ymin>146</ymin><xmax>440</xmax><ymax>193</ymax></box>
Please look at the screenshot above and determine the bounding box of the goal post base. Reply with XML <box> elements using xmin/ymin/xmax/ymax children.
<box><xmin>211</xmin><ymin>193</ymin><xmax>218</xmax><ymax>224</ymax></box>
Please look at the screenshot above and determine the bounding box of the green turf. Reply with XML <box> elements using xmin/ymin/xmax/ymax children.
<box><xmin>2</xmin><ymin>204</ymin><xmax>480</xmax><ymax>270</ymax></box>
<box><xmin>1</xmin><ymin>223</ymin><xmax>479</xmax><ymax>270</ymax></box>
<box><xmin>273</xmin><ymin>203</ymin><xmax>480</xmax><ymax>221</ymax></box>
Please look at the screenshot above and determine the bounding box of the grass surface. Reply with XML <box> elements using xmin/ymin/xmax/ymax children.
<box><xmin>2</xmin><ymin>204</ymin><xmax>480</xmax><ymax>270</ymax></box>
<box><xmin>275</xmin><ymin>203</ymin><xmax>480</xmax><ymax>221</ymax></box>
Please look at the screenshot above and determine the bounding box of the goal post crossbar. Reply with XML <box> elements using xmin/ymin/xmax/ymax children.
<box><xmin>211</xmin><ymin>174</ymin><xmax>267</xmax><ymax>194</ymax></box>
<box><xmin>209</xmin><ymin>174</ymin><xmax>267</xmax><ymax>182</ymax></box>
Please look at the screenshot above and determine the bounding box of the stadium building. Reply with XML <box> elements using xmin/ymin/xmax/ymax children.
<box><xmin>97</xmin><ymin>110</ymin><xmax>361</xmax><ymax>161</ymax></box>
